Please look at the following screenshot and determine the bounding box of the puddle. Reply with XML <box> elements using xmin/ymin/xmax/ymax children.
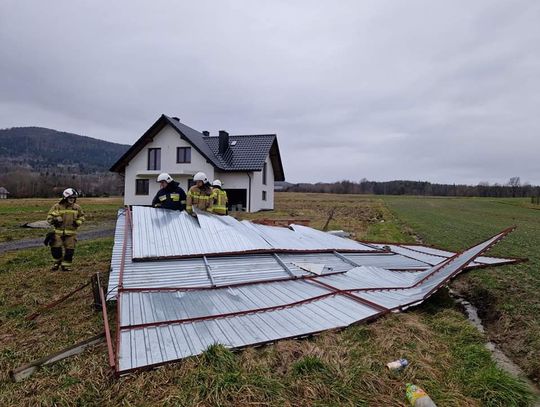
<box><xmin>449</xmin><ymin>289</ymin><xmax>540</xmax><ymax>404</ymax></box>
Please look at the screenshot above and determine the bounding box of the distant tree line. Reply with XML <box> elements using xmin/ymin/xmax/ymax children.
<box><xmin>284</xmin><ymin>177</ymin><xmax>540</xmax><ymax>199</ymax></box>
<box><xmin>0</xmin><ymin>167</ymin><xmax>123</xmax><ymax>198</ymax></box>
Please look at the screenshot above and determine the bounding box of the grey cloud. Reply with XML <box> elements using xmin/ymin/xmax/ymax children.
<box><xmin>1</xmin><ymin>0</ymin><xmax>539</xmax><ymax>184</ymax></box>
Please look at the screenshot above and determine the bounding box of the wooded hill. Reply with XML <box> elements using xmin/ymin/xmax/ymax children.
<box><xmin>0</xmin><ymin>127</ymin><xmax>129</xmax><ymax>197</ymax></box>
<box><xmin>0</xmin><ymin>127</ymin><xmax>129</xmax><ymax>173</ymax></box>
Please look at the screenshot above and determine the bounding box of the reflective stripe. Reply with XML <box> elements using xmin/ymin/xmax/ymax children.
<box><xmin>213</xmin><ymin>206</ymin><xmax>227</xmax><ymax>215</ymax></box>
<box><xmin>180</xmin><ymin>200</ymin><xmax>186</xmax><ymax>204</ymax></box>
<box><xmin>54</xmin><ymin>229</ymin><xmax>77</xmax><ymax>235</ymax></box>
<box><xmin>58</xmin><ymin>209</ymin><xmax>78</xmax><ymax>214</ymax></box>
<box><xmin>170</xmin><ymin>193</ymin><xmax>180</xmax><ymax>201</ymax></box>
<box><xmin>159</xmin><ymin>195</ymin><xmax>167</xmax><ymax>201</ymax></box>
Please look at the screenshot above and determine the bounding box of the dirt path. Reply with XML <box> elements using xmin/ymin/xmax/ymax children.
<box><xmin>0</xmin><ymin>228</ymin><xmax>115</xmax><ymax>254</ymax></box>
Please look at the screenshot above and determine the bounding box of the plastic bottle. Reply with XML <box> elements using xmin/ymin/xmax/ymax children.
<box><xmin>405</xmin><ymin>383</ymin><xmax>437</xmax><ymax>407</ymax></box>
<box><xmin>386</xmin><ymin>358</ymin><xmax>409</xmax><ymax>370</ymax></box>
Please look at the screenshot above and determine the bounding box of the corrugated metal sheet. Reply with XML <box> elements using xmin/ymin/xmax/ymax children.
<box><xmin>109</xmin><ymin>209</ymin><xmax>514</xmax><ymax>373</ymax></box>
<box><xmin>370</xmin><ymin>243</ymin><xmax>514</xmax><ymax>267</ymax></box>
<box><xmin>118</xmin><ymin>294</ymin><xmax>378</xmax><ymax>372</ymax></box>
<box><xmin>131</xmin><ymin>206</ymin><xmax>379</xmax><ymax>259</ymax></box>
<box><xmin>397</xmin><ymin>244</ymin><xmax>517</xmax><ymax>265</ymax></box>
<box><xmin>108</xmin><ymin>210</ymin><xmax>516</xmax><ymax>300</ymax></box>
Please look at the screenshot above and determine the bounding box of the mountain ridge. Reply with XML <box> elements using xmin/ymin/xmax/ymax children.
<box><xmin>0</xmin><ymin>126</ymin><xmax>130</xmax><ymax>173</ymax></box>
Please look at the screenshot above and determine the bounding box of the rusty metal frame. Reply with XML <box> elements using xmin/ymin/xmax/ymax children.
<box><xmin>114</xmin><ymin>205</ymin><xmax>132</xmax><ymax>372</ymax></box>
<box><xmin>131</xmin><ymin>247</ymin><xmax>387</xmax><ymax>262</ymax></box>
<box><xmin>362</xmin><ymin>237</ymin><xmax>525</xmax><ymax>265</ymax></box>
<box><xmin>98</xmin><ymin>274</ymin><xmax>116</xmax><ymax>369</ymax></box>
<box><xmin>26</xmin><ymin>281</ymin><xmax>91</xmax><ymax>321</ymax></box>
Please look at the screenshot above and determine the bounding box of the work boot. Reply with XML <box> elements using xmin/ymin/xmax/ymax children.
<box><xmin>61</xmin><ymin>265</ymin><xmax>72</xmax><ymax>272</ymax></box>
<box><xmin>50</xmin><ymin>262</ymin><xmax>61</xmax><ymax>271</ymax></box>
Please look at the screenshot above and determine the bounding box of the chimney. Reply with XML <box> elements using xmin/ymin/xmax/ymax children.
<box><xmin>218</xmin><ymin>130</ymin><xmax>229</xmax><ymax>154</ymax></box>
<box><xmin>202</xmin><ymin>130</ymin><xmax>210</xmax><ymax>137</ymax></box>
<box><xmin>172</xmin><ymin>117</ymin><xmax>180</xmax><ymax>121</ymax></box>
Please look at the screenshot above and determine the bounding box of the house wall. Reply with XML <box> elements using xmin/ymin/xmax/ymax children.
<box><xmin>250</xmin><ymin>156</ymin><xmax>275</xmax><ymax>211</ymax></box>
<box><xmin>124</xmin><ymin>125</ymin><xmax>214</xmax><ymax>206</ymax></box>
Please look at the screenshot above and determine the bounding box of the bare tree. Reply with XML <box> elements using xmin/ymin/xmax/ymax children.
<box><xmin>508</xmin><ymin>177</ymin><xmax>521</xmax><ymax>198</ymax></box>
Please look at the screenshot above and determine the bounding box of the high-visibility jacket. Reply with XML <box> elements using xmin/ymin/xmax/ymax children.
<box><xmin>212</xmin><ymin>187</ymin><xmax>228</xmax><ymax>215</ymax></box>
<box><xmin>152</xmin><ymin>181</ymin><xmax>187</xmax><ymax>211</ymax></box>
<box><xmin>47</xmin><ymin>200</ymin><xmax>85</xmax><ymax>236</ymax></box>
<box><xmin>186</xmin><ymin>185</ymin><xmax>213</xmax><ymax>214</ymax></box>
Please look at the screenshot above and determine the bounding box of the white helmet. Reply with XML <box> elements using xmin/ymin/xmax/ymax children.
<box><xmin>157</xmin><ymin>173</ymin><xmax>173</xmax><ymax>183</ymax></box>
<box><xmin>62</xmin><ymin>188</ymin><xmax>78</xmax><ymax>199</ymax></box>
<box><xmin>212</xmin><ymin>179</ymin><xmax>222</xmax><ymax>187</ymax></box>
<box><xmin>193</xmin><ymin>172</ymin><xmax>208</xmax><ymax>183</ymax></box>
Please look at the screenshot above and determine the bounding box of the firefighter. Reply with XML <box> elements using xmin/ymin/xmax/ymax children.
<box><xmin>152</xmin><ymin>173</ymin><xmax>187</xmax><ymax>211</ymax></box>
<box><xmin>46</xmin><ymin>188</ymin><xmax>85</xmax><ymax>271</ymax></box>
<box><xmin>186</xmin><ymin>172</ymin><xmax>213</xmax><ymax>215</ymax></box>
<box><xmin>211</xmin><ymin>179</ymin><xmax>228</xmax><ymax>215</ymax></box>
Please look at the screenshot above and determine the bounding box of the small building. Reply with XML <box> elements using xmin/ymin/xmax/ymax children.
<box><xmin>110</xmin><ymin>115</ymin><xmax>285</xmax><ymax>212</ymax></box>
<box><xmin>0</xmin><ymin>187</ymin><xmax>10</xmax><ymax>199</ymax></box>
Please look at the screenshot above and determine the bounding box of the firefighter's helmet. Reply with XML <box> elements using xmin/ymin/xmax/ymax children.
<box><xmin>193</xmin><ymin>172</ymin><xmax>208</xmax><ymax>183</ymax></box>
<box><xmin>157</xmin><ymin>173</ymin><xmax>173</xmax><ymax>183</ymax></box>
<box><xmin>62</xmin><ymin>188</ymin><xmax>79</xmax><ymax>199</ymax></box>
<box><xmin>212</xmin><ymin>179</ymin><xmax>222</xmax><ymax>188</ymax></box>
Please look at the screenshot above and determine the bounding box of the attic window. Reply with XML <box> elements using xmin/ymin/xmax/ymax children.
<box><xmin>148</xmin><ymin>148</ymin><xmax>161</xmax><ymax>171</ymax></box>
<box><xmin>177</xmin><ymin>147</ymin><xmax>191</xmax><ymax>163</ymax></box>
<box><xmin>230</xmin><ymin>140</ymin><xmax>237</xmax><ymax>146</ymax></box>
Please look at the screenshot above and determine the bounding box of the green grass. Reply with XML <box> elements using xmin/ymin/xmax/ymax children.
<box><xmin>382</xmin><ymin>195</ymin><xmax>540</xmax><ymax>383</ymax></box>
<box><xmin>0</xmin><ymin>197</ymin><xmax>123</xmax><ymax>242</ymax></box>
<box><xmin>0</xmin><ymin>194</ymin><xmax>537</xmax><ymax>406</ymax></box>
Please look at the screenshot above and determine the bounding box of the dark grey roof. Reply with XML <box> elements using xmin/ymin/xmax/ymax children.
<box><xmin>0</xmin><ymin>187</ymin><xmax>9</xmax><ymax>194</ymax></box>
<box><xmin>165</xmin><ymin>117</ymin><xmax>220</xmax><ymax>168</ymax></box>
<box><xmin>110</xmin><ymin>115</ymin><xmax>285</xmax><ymax>181</ymax></box>
<box><xmin>204</xmin><ymin>134</ymin><xmax>275</xmax><ymax>171</ymax></box>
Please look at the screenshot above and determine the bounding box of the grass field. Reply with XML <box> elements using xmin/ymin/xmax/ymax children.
<box><xmin>381</xmin><ymin>195</ymin><xmax>540</xmax><ymax>385</ymax></box>
<box><xmin>0</xmin><ymin>197</ymin><xmax>123</xmax><ymax>242</ymax></box>
<box><xmin>0</xmin><ymin>194</ymin><xmax>537</xmax><ymax>406</ymax></box>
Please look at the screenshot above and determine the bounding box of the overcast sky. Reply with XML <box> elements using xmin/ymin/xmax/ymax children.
<box><xmin>1</xmin><ymin>1</ymin><xmax>539</xmax><ymax>185</ymax></box>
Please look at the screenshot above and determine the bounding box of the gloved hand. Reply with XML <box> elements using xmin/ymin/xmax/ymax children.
<box><xmin>73</xmin><ymin>221</ymin><xmax>79</xmax><ymax>228</ymax></box>
<box><xmin>52</xmin><ymin>217</ymin><xmax>62</xmax><ymax>227</ymax></box>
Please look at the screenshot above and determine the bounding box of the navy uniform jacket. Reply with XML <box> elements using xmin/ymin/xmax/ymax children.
<box><xmin>152</xmin><ymin>181</ymin><xmax>187</xmax><ymax>211</ymax></box>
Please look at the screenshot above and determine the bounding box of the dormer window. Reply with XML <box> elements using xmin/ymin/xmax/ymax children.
<box><xmin>148</xmin><ymin>148</ymin><xmax>161</xmax><ymax>170</ymax></box>
<box><xmin>177</xmin><ymin>147</ymin><xmax>191</xmax><ymax>163</ymax></box>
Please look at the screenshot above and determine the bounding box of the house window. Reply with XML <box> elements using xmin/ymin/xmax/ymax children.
<box><xmin>148</xmin><ymin>148</ymin><xmax>161</xmax><ymax>170</ymax></box>
<box><xmin>187</xmin><ymin>178</ymin><xmax>195</xmax><ymax>189</ymax></box>
<box><xmin>262</xmin><ymin>162</ymin><xmax>267</xmax><ymax>185</ymax></box>
<box><xmin>262</xmin><ymin>190</ymin><xmax>267</xmax><ymax>201</ymax></box>
<box><xmin>177</xmin><ymin>147</ymin><xmax>191</xmax><ymax>163</ymax></box>
<box><xmin>135</xmin><ymin>179</ymin><xmax>149</xmax><ymax>195</ymax></box>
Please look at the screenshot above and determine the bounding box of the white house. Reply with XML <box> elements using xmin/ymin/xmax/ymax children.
<box><xmin>110</xmin><ymin>114</ymin><xmax>285</xmax><ymax>212</ymax></box>
<box><xmin>0</xmin><ymin>187</ymin><xmax>10</xmax><ymax>199</ymax></box>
